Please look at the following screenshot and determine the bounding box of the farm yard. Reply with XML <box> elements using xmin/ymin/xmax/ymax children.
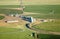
<box><xmin>0</xmin><ymin>0</ymin><xmax>60</xmax><ymax>39</ymax></box>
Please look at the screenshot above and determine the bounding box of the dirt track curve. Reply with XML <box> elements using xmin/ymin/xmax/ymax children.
<box><xmin>30</xmin><ymin>27</ymin><xmax>60</xmax><ymax>35</ymax></box>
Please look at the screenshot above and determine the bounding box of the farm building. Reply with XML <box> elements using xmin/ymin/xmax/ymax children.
<box><xmin>20</xmin><ymin>16</ymin><xmax>35</xmax><ymax>23</ymax></box>
<box><xmin>40</xmin><ymin>19</ymin><xmax>54</xmax><ymax>23</ymax></box>
<box><xmin>40</xmin><ymin>19</ymin><xmax>48</xmax><ymax>22</ymax></box>
<box><xmin>5</xmin><ymin>20</ymin><xmax>19</xmax><ymax>23</ymax></box>
<box><xmin>6</xmin><ymin>13</ymin><xmax>20</xmax><ymax>17</ymax></box>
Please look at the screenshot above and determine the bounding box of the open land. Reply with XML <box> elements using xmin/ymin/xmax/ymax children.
<box><xmin>0</xmin><ymin>0</ymin><xmax>60</xmax><ymax>39</ymax></box>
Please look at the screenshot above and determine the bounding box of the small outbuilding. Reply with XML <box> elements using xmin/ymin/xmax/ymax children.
<box><xmin>40</xmin><ymin>19</ymin><xmax>48</xmax><ymax>22</ymax></box>
<box><xmin>6</xmin><ymin>13</ymin><xmax>20</xmax><ymax>17</ymax></box>
<box><xmin>5</xmin><ymin>20</ymin><xmax>19</xmax><ymax>23</ymax></box>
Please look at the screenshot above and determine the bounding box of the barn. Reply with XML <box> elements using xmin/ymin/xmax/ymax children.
<box><xmin>20</xmin><ymin>16</ymin><xmax>34</xmax><ymax>23</ymax></box>
<box><xmin>5</xmin><ymin>20</ymin><xmax>19</xmax><ymax>23</ymax></box>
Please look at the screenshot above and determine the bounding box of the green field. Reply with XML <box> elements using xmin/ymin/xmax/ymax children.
<box><xmin>0</xmin><ymin>9</ymin><xmax>22</xmax><ymax>14</ymax></box>
<box><xmin>0</xmin><ymin>5</ymin><xmax>60</xmax><ymax>19</ymax></box>
<box><xmin>38</xmin><ymin>34</ymin><xmax>60</xmax><ymax>39</ymax></box>
<box><xmin>33</xmin><ymin>19</ymin><xmax>60</xmax><ymax>32</ymax></box>
<box><xmin>0</xmin><ymin>5</ymin><xmax>20</xmax><ymax>8</ymax></box>
<box><xmin>25</xmin><ymin>5</ymin><xmax>60</xmax><ymax>19</ymax></box>
<box><xmin>25</xmin><ymin>5</ymin><xmax>60</xmax><ymax>32</ymax></box>
<box><xmin>0</xmin><ymin>27</ymin><xmax>34</xmax><ymax>39</ymax></box>
<box><xmin>0</xmin><ymin>5</ymin><xmax>60</xmax><ymax>14</ymax></box>
<box><xmin>25</xmin><ymin>5</ymin><xmax>60</xmax><ymax>13</ymax></box>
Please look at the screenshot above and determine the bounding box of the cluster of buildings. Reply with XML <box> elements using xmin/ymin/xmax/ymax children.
<box><xmin>40</xmin><ymin>19</ymin><xmax>54</xmax><ymax>23</ymax></box>
<box><xmin>5</xmin><ymin>14</ymin><xmax>35</xmax><ymax>23</ymax></box>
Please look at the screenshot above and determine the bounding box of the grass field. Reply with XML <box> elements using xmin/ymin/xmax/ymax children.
<box><xmin>33</xmin><ymin>19</ymin><xmax>60</xmax><ymax>32</ymax></box>
<box><xmin>0</xmin><ymin>5</ymin><xmax>60</xmax><ymax>19</ymax></box>
<box><xmin>0</xmin><ymin>27</ymin><xmax>34</xmax><ymax>39</ymax></box>
<box><xmin>0</xmin><ymin>5</ymin><xmax>60</xmax><ymax>14</ymax></box>
<box><xmin>0</xmin><ymin>5</ymin><xmax>20</xmax><ymax>8</ymax></box>
<box><xmin>25</xmin><ymin>5</ymin><xmax>60</xmax><ymax>19</ymax></box>
<box><xmin>24</xmin><ymin>5</ymin><xmax>60</xmax><ymax>32</ymax></box>
<box><xmin>0</xmin><ymin>9</ymin><xmax>22</xmax><ymax>14</ymax></box>
<box><xmin>38</xmin><ymin>34</ymin><xmax>60</xmax><ymax>39</ymax></box>
<box><xmin>25</xmin><ymin>5</ymin><xmax>60</xmax><ymax>14</ymax></box>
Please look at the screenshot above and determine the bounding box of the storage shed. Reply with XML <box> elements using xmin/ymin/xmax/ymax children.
<box><xmin>5</xmin><ymin>20</ymin><xmax>19</xmax><ymax>23</ymax></box>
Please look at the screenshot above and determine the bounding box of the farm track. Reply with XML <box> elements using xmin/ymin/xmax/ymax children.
<box><xmin>23</xmin><ymin>12</ymin><xmax>40</xmax><ymax>15</ymax></box>
<box><xmin>0</xmin><ymin>28</ymin><xmax>25</xmax><ymax>34</ymax></box>
<box><xmin>30</xmin><ymin>27</ymin><xmax>60</xmax><ymax>35</ymax></box>
<box><xmin>0</xmin><ymin>26</ymin><xmax>60</xmax><ymax>35</ymax></box>
<box><xmin>0</xmin><ymin>31</ymin><xmax>20</xmax><ymax>34</ymax></box>
<box><xmin>6</xmin><ymin>8</ymin><xmax>41</xmax><ymax>14</ymax></box>
<box><xmin>29</xmin><ymin>20</ymin><xmax>60</xmax><ymax>35</ymax></box>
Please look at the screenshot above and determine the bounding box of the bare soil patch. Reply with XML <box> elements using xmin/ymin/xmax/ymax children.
<box><xmin>0</xmin><ymin>14</ymin><xmax>27</xmax><ymax>29</ymax></box>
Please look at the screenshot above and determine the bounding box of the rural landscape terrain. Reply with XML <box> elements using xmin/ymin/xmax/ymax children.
<box><xmin>0</xmin><ymin>0</ymin><xmax>60</xmax><ymax>39</ymax></box>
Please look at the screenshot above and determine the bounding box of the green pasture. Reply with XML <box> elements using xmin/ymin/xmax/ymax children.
<box><xmin>33</xmin><ymin>19</ymin><xmax>60</xmax><ymax>32</ymax></box>
<box><xmin>25</xmin><ymin>5</ymin><xmax>60</xmax><ymax>19</ymax></box>
<box><xmin>0</xmin><ymin>5</ymin><xmax>60</xmax><ymax>19</ymax></box>
<box><xmin>0</xmin><ymin>9</ymin><xmax>22</xmax><ymax>14</ymax></box>
<box><xmin>0</xmin><ymin>5</ymin><xmax>22</xmax><ymax>14</ymax></box>
<box><xmin>26</xmin><ymin>14</ymin><xmax>60</xmax><ymax>19</ymax></box>
<box><xmin>38</xmin><ymin>34</ymin><xmax>60</xmax><ymax>39</ymax></box>
<box><xmin>0</xmin><ymin>27</ymin><xmax>34</xmax><ymax>39</ymax></box>
<box><xmin>0</xmin><ymin>5</ymin><xmax>20</xmax><ymax>8</ymax></box>
<box><xmin>25</xmin><ymin>5</ymin><xmax>60</xmax><ymax>32</ymax></box>
<box><xmin>0</xmin><ymin>5</ymin><xmax>60</xmax><ymax>14</ymax></box>
<box><xmin>25</xmin><ymin>5</ymin><xmax>60</xmax><ymax>14</ymax></box>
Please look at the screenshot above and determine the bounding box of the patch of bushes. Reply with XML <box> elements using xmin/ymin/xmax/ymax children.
<box><xmin>0</xmin><ymin>16</ymin><xmax>5</xmax><ymax>20</ymax></box>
